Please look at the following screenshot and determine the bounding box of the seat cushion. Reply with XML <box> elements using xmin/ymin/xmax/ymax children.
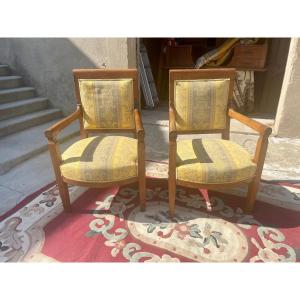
<box><xmin>174</xmin><ymin>79</ymin><xmax>230</xmax><ymax>131</ymax></box>
<box><xmin>176</xmin><ymin>139</ymin><xmax>256</xmax><ymax>184</ymax></box>
<box><xmin>60</xmin><ymin>136</ymin><xmax>137</xmax><ymax>183</ymax></box>
<box><xmin>79</xmin><ymin>79</ymin><xmax>135</xmax><ymax>129</ymax></box>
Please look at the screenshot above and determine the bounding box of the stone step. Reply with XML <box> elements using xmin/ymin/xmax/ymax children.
<box><xmin>0</xmin><ymin>97</ymin><xmax>49</xmax><ymax>121</ymax></box>
<box><xmin>0</xmin><ymin>76</ymin><xmax>23</xmax><ymax>89</ymax></box>
<box><xmin>0</xmin><ymin>87</ymin><xmax>36</xmax><ymax>104</ymax></box>
<box><xmin>0</xmin><ymin>108</ymin><xmax>62</xmax><ymax>137</ymax></box>
<box><xmin>0</xmin><ymin>65</ymin><xmax>10</xmax><ymax>76</ymax></box>
<box><xmin>0</xmin><ymin>119</ymin><xmax>80</xmax><ymax>175</ymax></box>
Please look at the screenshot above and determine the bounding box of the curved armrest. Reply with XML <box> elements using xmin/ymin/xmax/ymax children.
<box><xmin>45</xmin><ymin>107</ymin><xmax>81</xmax><ymax>142</ymax></box>
<box><xmin>169</xmin><ymin>106</ymin><xmax>177</xmax><ymax>141</ymax></box>
<box><xmin>134</xmin><ymin>109</ymin><xmax>145</xmax><ymax>141</ymax></box>
<box><xmin>228</xmin><ymin>108</ymin><xmax>272</xmax><ymax>137</ymax></box>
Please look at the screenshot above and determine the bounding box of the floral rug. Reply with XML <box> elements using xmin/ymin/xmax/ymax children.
<box><xmin>1</xmin><ymin>179</ymin><xmax>300</xmax><ymax>262</ymax></box>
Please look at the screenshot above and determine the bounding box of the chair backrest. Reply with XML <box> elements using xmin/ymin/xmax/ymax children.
<box><xmin>73</xmin><ymin>69</ymin><xmax>139</xmax><ymax>131</ymax></box>
<box><xmin>169</xmin><ymin>68</ymin><xmax>236</xmax><ymax>134</ymax></box>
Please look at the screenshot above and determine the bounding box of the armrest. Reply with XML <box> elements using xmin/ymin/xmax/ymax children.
<box><xmin>228</xmin><ymin>108</ymin><xmax>272</xmax><ymax>137</ymax></box>
<box><xmin>169</xmin><ymin>106</ymin><xmax>177</xmax><ymax>141</ymax></box>
<box><xmin>45</xmin><ymin>107</ymin><xmax>81</xmax><ymax>142</ymax></box>
<box><xmin>134</xmin><ymin>109</ymin><xmax>145</xmax><ymax>141</ymax></box>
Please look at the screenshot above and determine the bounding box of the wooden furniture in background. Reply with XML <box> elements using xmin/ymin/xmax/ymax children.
<box><xmin>229</xmin><ymin>43</ymin><xmax>268</xmax><ymax>70</ymax></box>
<box><xmin>168</xmin><ymin>68</ymin><xmax>272</xmax><ymax>218</ymax></box>
<box><xmin>45</xmin><ymin>69</ymin><xmax>146</xmax><ymax>212</ymax></box>
<box><xmin>165</xmin><ymin>45</ymin><xmax>194</xmax><ymax>68</ymax></box>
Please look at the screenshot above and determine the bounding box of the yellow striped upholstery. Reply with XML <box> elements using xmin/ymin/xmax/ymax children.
<box><xmin>174</xmin><ymin>79</ymin><xmax>230</xmax><ymax>131</ymax></box>
<box><xmin>79</xmin><ymin>79</ymin><xmax>135</xmax><ymax>129</ymax></box>
<box><xmin>176</xmin><ymin>139</ymin><xmax>256</xmax><ymax>184</ymax></box>
<box><xmin>60</xmin><ymin>136</ymin><xmax>137</xmax><ymax>183</ymax></box>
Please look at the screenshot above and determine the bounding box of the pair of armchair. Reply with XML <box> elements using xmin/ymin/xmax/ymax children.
<box><xmin>45</xmin><ymin>69</ymin><xmax>271</xmax><ymax>218</ymax></box>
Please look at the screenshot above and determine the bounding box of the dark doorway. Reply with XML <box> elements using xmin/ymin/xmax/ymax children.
<box><xmin>140</xmin><ymin>38</ymin><xmax>290</xmax><ymax>118</ymax></box>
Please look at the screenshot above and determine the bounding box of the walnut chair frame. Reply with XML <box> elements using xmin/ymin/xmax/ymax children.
<box><xmin>168</xmin><ymin>68</ymin><xmax>272</xmax><ymax>218</ymax></box>
<box><xmin>45</xmin><ymin>69</ymin><xmax>146</xmax><ymax>212</ymax></box>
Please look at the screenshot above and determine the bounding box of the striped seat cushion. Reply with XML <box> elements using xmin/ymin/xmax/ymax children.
<box><xmin>174</xmin><ymin>79</ymin><xmax>230</xmax><ymax>131</ymax></box>
<box><xmin>176</xmin><ymin>139</ymin><xmax>256</xmax><ymax>184</ymax></box>
<box><xmin>79</xmin><ymin>79</ymin><xmax>135</xmax><ymax>129</ymax></box>
<box><xmin>60</xmin><ymin>136</ymin><xmax>137</xmax><ymax>183</ymax></box>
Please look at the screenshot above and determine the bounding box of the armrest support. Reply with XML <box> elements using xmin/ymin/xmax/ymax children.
<box><xmin>45</xmin><ymin>106</ymin><xmax>81</xmax><ymax>142</ymax></box>
<box><xmin>169</xmin><ymin>106</ymin><xmax>177</xmax><ymax>141</ymax></box>
<box><xmin>134</xmin><ymin>109</ymin><xmax>145</xmax><ymax>142</ymax></box>
<box><xmin>229</xmin><ymin>108</ymin><xmax>272</xmax><ymax>168</ymax></box>
<box><xmin>228</xmin><ymin>108</ymin><xmax>272</xmax><ymax>136</ymax></box>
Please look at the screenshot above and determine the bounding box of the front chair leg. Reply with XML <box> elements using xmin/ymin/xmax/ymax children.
<box><xmin>245</xmin><ymin>177</ymin><xmax>260</xmax><ymax>214</ymax></box>
<box><xmin>138</xmin><ymin>140</ymin><xmax>146</xmax><ymax>211</ymax></box>
<box><xmin>57</xmin><ymin>177</ymin><xmax>72</xmax><ymax>212</ymax></box>
<box><xmin>244</xmin><ymin>127</ymin><xmax>271</xmax><ymax>214</ymax></box>
<box><xmin>139</xmin><ymin>173</ymin><xmax>146</xmax><ymax>211</ymax></box>
<box><xmin>48</xmin><ymin>141</ymin><xmax>71</xmax><ymax>212</ymax></box>
<box><xmin>168</xmin><ymin>177</ymin><xmax>176</xmax><ymax>219</ymax></box>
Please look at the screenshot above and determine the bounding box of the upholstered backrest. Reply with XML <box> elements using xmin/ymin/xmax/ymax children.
<box><xmin>174</xmin><ymin>78</ymin><xmax>230</xmax><ymax>131</ymax></box>
<box><xmin>78</xmin><ymin>79</ymin><xmax>135</xmax><ymax>129</ymax></box>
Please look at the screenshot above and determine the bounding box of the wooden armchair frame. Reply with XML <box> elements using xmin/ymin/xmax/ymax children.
<box><xmin>168</xmin><ymin>69</ymin><xmax>272</xmax><ymax>218</ymax></box>
<box><xmin>45</xmin><ymin>69</ymin><xmax>145</xmax><ymax>212</ymax></box>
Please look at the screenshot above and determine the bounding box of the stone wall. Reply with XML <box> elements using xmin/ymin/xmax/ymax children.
<box><xmin>0</xmin><ymin>38</ymin><xmax>137</xmax><ymax>114</ymax></box>
<box><xmin>274</xmin><ymin>38</ymin><xmax>300</xmax><ymax>138</ymax></box>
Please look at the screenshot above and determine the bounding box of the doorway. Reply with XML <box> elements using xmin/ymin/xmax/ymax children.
<box><xmin>139</xmin><ymin>38</ymin><xmax>290</xmax><ymax>120</ymax></box>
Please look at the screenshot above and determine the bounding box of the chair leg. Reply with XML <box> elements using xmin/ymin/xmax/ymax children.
<box><xmin>139</xmin><ymin>174</ymin><xmax>146</xmax><ymax>211</ymax></box>
<box><xmin>57</xmin><ymin>177</ymin><xmax>71</xmax><ymax>212</ymax></box>
<box><xmin>168</xmin><ymin>138</ymin><xmax>177</xmax><ymax>219</ymax></box>
<box><xmin>47</xmin><ymin>141</ymin><xmax>71</xmax><ymax>212</ymax></box>
<box><xmin>245</xmin><ymin>178</ymin><xmax>260</xmax><ymax>214</ymax></box>
<box><xmin>168</xmin><ymin>178</ymin><xmax>176</xmax><ymax>219</ymax></box>
<box><xmin>138</xmin><ymin>139</ymin><xmax>146</xmax><ymax>211</ymax></box>
<box><xmin>199</xmin><ymin>189</ymin><xmax>212</xmax><ymax>212</ymax></box>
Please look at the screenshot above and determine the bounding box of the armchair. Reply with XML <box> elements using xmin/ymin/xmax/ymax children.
<box><xmin>45</xmin><ymin>69</ymin><xmax>146</xmax><ymax>212</ymax></box>
<box><xmin>168</xmin><ymin>68</ymin><xmax>271</xmax><ymax>218</ymax></box>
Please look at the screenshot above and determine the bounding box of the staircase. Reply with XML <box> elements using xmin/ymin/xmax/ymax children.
<box><xmin>0</xmin><ymin>64</ymin><xmax>79</xmax><ymax>175</ymax></box>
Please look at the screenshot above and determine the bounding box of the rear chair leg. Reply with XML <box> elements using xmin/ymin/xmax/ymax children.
<box><xmin>199</xmin><ymin>189</ymin><xmax>212</xmax><ymax>212</ymax></box>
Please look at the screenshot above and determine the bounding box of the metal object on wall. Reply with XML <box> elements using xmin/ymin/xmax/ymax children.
<box><xmin>139</xmin><ymin>44</ymin><xmax>159</xmax><ymax>109</ymax></box>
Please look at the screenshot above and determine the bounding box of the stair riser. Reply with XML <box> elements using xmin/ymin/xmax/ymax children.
<box><xmin>0</xmin><ymin>89</ymin><xmax>35</xmax><ymax>104</ymax></box>
<box><xmin>0</xmin><ymin>78</ymin><xmax>23</xmax><ymax>90</ymax></box>
<box><xmin>0</xmin><ymin>145</ymin><xmax>49</xmax><ymax>175</ymax></box>
<box><xmin>0</xmin><ymin>66</ymin><xmax>10</xmax><ymax>76</ymax></box>
<box><xmin>0</xmin><ymin>110</ymin><xmax>62</xmax><ymax>137</ymax></box>
<box><xmin>0</xmin><ymin>99</ymin><xmax>49</xmax><ymax>121</ymax></box>
<box><xmin>0</xmin><ymin>130</ymin><xmax>78</xmax><ymax>175</ymax></box>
